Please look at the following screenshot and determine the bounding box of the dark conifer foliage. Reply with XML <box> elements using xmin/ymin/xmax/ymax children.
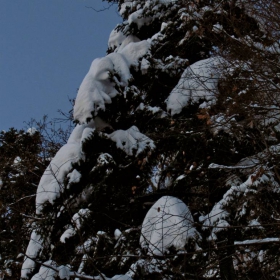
<box><xmin>0</xmin><ymin>128</ymin><xmax>49</xmax><ymax>279</ymax></box>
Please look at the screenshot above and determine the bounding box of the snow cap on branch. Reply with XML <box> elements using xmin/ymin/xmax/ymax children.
<box><xmin>140</xmin><ymin>196</ymin><xmax>198</xmax><ymax>255</ymax></box>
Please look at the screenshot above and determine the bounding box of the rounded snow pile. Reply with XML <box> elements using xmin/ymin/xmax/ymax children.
<box><xmin>140</xmin><ymin>196</ymin><xmax>197</xmax><ymax>255</ymax></box>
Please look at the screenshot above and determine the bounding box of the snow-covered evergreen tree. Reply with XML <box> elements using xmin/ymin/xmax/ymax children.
<box><xmin>11</xmin><ymin>0</ymin><xmax>280</xmax><ymax>279</ymax></box>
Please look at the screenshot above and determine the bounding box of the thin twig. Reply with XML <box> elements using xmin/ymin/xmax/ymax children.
<box><xmin>85</xmin><ymin>3</ymin><xmax>114</xmax><ymax>13</ymax></box>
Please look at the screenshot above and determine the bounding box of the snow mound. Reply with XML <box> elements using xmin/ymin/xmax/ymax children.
<box><xmin>58</xmin><ymin>266</ymin><xmax>71</xmax><ymax>280</ymax></box>
<box><xmin>21</xmin><ymin>231</ymin><xmax>43</xmax><ymax>279</ymax></box>
<box><xmin>67</xmin><ymin>169</ymin><xmax>81</xmax><ymax>186</ymax></box>
<box><xmin>26</xmin><ymin>127</ymin><xmax>37</xmax><ymax>135</ymax></box>
<box><xmin>128</xmin><ymin>9</ymin><xmax>152</xmax><ymax>29</ymax></box>
<box><xmin>30</xmin><ymin>260</ymin><xmax>57</xmax><ymax>280</ymax></box>
<box><xmin>107</xmin><ymin>126</ymin><xmax>155</xmax><ymax>156</ymax></box>
<box><xmin>140</xmin><ymin>196</ymin><xmax>197</xmax><ymax>255</ymax></box>
<box><xmin>108</xmin><ymin>28</ymin><xmax>140</xmax><ymax>52</ymax></box>
<box><xmin>74</xmin><ymin>41</ymin><xmax>150</xmax><ymax>123</ymax></box>
<box><xmin>36</xmin><ymin>122</ymin><xmax>94</xmax><ymax>214</ymax></box>
<box><xmin>60</xmin><ymin>209</ymin><xmax>91</xmax><ymax>243</ymax></box>
<box><xmin>60</xmin><ymin>228</ymin><xmax>76</xmax><ymax>244</ymax></box>
<box><xmin>108</xmin><ymin>28</ymin><xmax>127</xmax><ymax>49</ymax></box>
<box><xmin>119</xmin><ymin>0</ymin><xmax>177</xmax><ymax>17</ymax></box>
<box><xmin>166</xmin><ymin>57</ymin><xmax>222</xmax><ymax>115</ymax></box>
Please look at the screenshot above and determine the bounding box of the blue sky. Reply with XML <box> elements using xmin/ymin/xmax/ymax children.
<box><xmin>0</xmin><ymin>0</ymin><xmax>120</xmax><ymax>130</ymax></box>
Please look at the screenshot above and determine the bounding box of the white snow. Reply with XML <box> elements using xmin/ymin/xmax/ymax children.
<box><xmin>208</xmin><ymin>163</ymin><xmax>256</xmax><ymax>170</ymax></box>
<box><xmin>210</xmin><ymin>113</ymin><xmax>235</xmax><ymax>135</ymax></box>
<box><xmin>192</xmin><ymin>25</ymin><xmax>198</xmax><ymax>32</ymax></box>
<box><xmin>67</xmin><ymin>169</ymin><xmax>82</xmax><ymax>187</ymax></box>
<box><xmin>112</xmin><ymin>275</ymin><xmax>132</xmax><ymax>280</ymax></box>
<box><xmin>60</xmin><ymin>209</ymin><xmax>91</xmax><ymax>243</ymax></box>
<box><xmin>13</xmin><ymin>156</ymin><xmax>21</xmax><ymax>165</ymax></box>
<box><xmin>121</xmin><ymin>40</ymin><xmax>150</xmax><ymax>68</ymax></box>
<box><xmin>73</xmin><ymin>56</ymin><xmax>126</xmax><ymax>122</ymax></box>
<box><xmin>107</xmin><ymin>126</ymin><xmax>155</xmax><ymax>156</ymax></box>
<box><xmin>74</xmin><ymin>41</ymin><xmax>150</xmax><ymax>123</ymax></box>
<box><xmin>81</xmin><ymin>127</ymin><xmax>95</xmax><ymax>143</ymax></box>
<box><xmin>166</xmin><ymin>57</ymin><xmax>222</xmax><ymax>115</ymax></box>
<box><xmin>119</xmin><ymin>0</ymin><xmax>176</xmax><ymax>17</ymax></box>
<box><xmin>114</xmin><ymin>229</ymin><xmax>122</xmax><ymax>240</ymax></box>
<box><xmin>234</xmin><ymin>238</ymin><xmax>280</xmax><ymax>246</ymax></box>
<box><xmin>119</xmin><ymin>1</ymin><xmax>133</xmax><ymax>17</ymax></box>
<box><xmin>91</xmin><ymin>153</ymin><xmax>115</xmax><ymax>175</ymax></box>
<box><xmin>73</xmin><ymin>208</ymin><xmax>91</xmax><ymax>229</ymax></box>
<box><xmin>140</xmin><ymin>58</ymin><xmax>150</xmax><ymax>74</ymax></box>
<box><xmin>76</xmin><ymin>238</ymin><xmax>95</xmax><ymax>254</ymax></box>
<box><xmin>36</xmin><ymin>122</ymin><xmax>94</xmax><ymax>214</ymax></box>
<box><xmin>75</xmin><ymin>254</ymin><xmax>87</xmax><ymax>280</ymax></box>
<box><xmin>118</xmin><ymin>35</ymin><xmax>141</xmax><ymax>53</ymax></box>
<box><xmin>127</xmin><ymin>258</ymin><xmax>168</xmax><ymax>278</ymax></box>
<box><xmin>176</xmin><ymin>174</ymin><xmax>186</xmax><ymax>181</ymax></box>
<box><xmin>209</xmin><ymin>144</ymin><xmax>280</xmax><ymax>173</ymax></box>
<box><xmin>149</xmin><ymin>165</ymin><xmax>167</xmax><ymax>190</ymax></box>
<box><xmin>140</xmin><ymin>196</ymin><xmax>198</xmax><ymax>256</ymax></box>
<box><xmin>201</xmin><ymin>176</ymin><xmax>253</xmax><ymax>236</ymax></box>
<box><xmin>60</xmin><ymin>228</ymin><xmax>76</xmax><ymax>243</ymax></box>
<box><xmin>58</xmin><ymin>265</ymin><xmax>71</xmax><ymax>280</ymax></box>
<box><xmin>128</xmin><ymin>9</ymin><xmax>152</xmax><ymax>29</ymax></box>
<box><xmin>97</xmin><ymin>153</ymin><xmax>115</xmax><ymax>166</ymax></box>
<box><xmin>31</xmin><ymin>261</ymin><xmax>57</xmax><ymax>280</ymax></box>
<box><xmin>26</xmin><ymin>127</ymin><xmax>37</xmax><ymax>135</ymax></box>
<box><xmin>108</xmin><ymin>28</ymin><xmax>127</xmax><ymax>50</ymax></box>
<box><xmin>159</xmin><ymin>0</ymin><xmax>177</xmax><ymax>4</ymax></box>
<box><xmin>21</xmin><ymin>231</ymin><xmax>43</xmax><ymax>279</ymax></box>
<box><xmin>212</xmin><ymin>23</ymin><xmax>223</xmax><ymax>33</ymax></box>
<box><xmin>93</xmin><ymin>116</ymin><xmax>113</xmax><ymax>131</ymax></box>
<box><xmin>247</xmin><ymin>219</ymin><xmax>263</xmax><ymax>229</ymax></box>
<box><xmin>136</xmin><ymin>103</ymin><xmax>167</xmax><ymax>118</ymax></box>
<box><xmin>96</xmin><ymin>273</ymin><xmax>133</xmax><ymax>280</ymax></box>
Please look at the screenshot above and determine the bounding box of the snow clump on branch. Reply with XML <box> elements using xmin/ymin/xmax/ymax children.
<box><xmin>140</xmin><ymin>196</ymin><xmax>199</xmax><ymax>256</ymax></box>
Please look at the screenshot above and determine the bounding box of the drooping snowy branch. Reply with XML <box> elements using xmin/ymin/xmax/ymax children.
<box><xmin>73</xmin><ymin>41</ymin><xmax>150</xmax><ymax>123</ymax></box>
<box><xmin>35</xmin><ymin>122</ymin><xmax>94</xmax><ymax>214</ymax></box>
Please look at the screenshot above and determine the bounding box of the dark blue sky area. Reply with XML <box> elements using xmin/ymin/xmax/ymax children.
<box><xmin>0</xmin><ymin>0</ymin><xmax>120</xmax><ymax>130</ymax></box>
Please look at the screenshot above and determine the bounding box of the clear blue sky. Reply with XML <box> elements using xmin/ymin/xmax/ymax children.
<box><xmin>0</xmin><ymin>0</ymin><xmax>120</xmax><ymax>130</ymax></box>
